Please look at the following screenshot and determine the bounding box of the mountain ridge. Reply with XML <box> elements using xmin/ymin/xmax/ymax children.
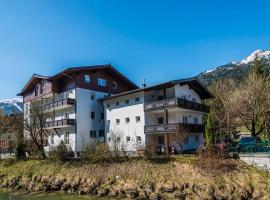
<box><xmin>0</xmin><ymin>98</ymin><xmax>23</xmax><ymax>115</ymax></box>
<box><xmin>198</xmin><ymin>50</ymin><xmax>270</xmax><ymax>86</ymax></box>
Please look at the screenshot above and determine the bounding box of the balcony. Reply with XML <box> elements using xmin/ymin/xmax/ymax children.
<box><xmin>42</xmin><ymin>98</ymin><xmax>75</xmax><ymax>112</ymax></box>
<box><xmin>144</xmin><ymin>98</ymin><xmax>209</xmax><ymax>113</ymax></box>
<box><xmin>44</xmin><ymin>119</ymin><xmax>75</xmax><ymax>129</ymax></box>
<box><xmin>144</xmin><ymin>123</ymin><xmax>205</xmax><ymax>134</ymax></box>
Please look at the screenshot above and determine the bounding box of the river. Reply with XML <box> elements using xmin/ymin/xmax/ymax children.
<box><xmin>0</xmin><ymin>190</ymin><xmax>112</xmax><ymax>200</ymax></box>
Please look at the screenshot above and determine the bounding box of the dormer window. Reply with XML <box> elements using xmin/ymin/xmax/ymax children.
<box><xmin>98</xmin><ymin>78</ymin><xmax>107</xmax><ymax>87</ymax></box>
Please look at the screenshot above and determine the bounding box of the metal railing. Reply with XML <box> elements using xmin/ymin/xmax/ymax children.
<box><xmin>144</xmin><ymin>98</ymin><xmax>209</xmax><ymax>112</ymax></box>
<box><xmin>42</xmin><ymin>98</ymin><xmax>75</xmax><ymax>111</ymax></box>
<box><xmin>44</xmin><ymin>119</ymin><xmax>75</xmax><ymax>129</ymax></box>
<box><xmin>144</xmin><ymin>123</ymin><xmax>205</xmax><ymax>134</ymax></box>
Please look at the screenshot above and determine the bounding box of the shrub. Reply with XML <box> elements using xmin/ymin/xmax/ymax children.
<box><xmin>15</xmin><ymin>131</ymin><xmax>26</xmax><ymax>160</ymax></box>
<box><xmin>52</xmin><ymin>141</ymin><xmax>70</xmax><ymax>162</ymax></box>
<box><xmin>82</xmin><ymin>141</ymin><xmax>113</xmax><ymax>163</ymax></box>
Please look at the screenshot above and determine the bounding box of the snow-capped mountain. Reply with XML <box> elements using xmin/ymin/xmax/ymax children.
<box><xmin>198</xmin><ymin>50</ymin><xmax>270</xmax><ymax>86</ymax></box>
<box><xmin>0</xmin><ymin>98</ymin><xmax>23</xmax><ymax>115</ymax></box>
<box><xmin>239</xmin><ymin>50</ymin><xmax>270</xmax><ymax>65</ymax></box>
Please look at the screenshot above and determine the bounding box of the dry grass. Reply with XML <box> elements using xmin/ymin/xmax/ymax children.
<box><xmin>0</xmin><ymin>156</ymin><xmax>269</xmax><ymax>199</ymax></box>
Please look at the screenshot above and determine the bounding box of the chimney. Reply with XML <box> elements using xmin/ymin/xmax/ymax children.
<box><xmin>141</xmin><ymin>79</ymin><xmax>146</xmax><ymax>88</ymax></box>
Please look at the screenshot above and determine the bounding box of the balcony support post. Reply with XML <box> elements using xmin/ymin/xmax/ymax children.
<box><xmin>164</xmin><ymin>133</ymin><xmax>169</xmax><ymax>154</ymax></box>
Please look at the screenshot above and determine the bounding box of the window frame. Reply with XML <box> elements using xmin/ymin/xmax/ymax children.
<box><xmin>90</xmin><ymin>130</ymin><xmax>96</xmax><ymax>138</ymax></box>
<box><xmin>136</xmin><ymin>136</ymin><xmax>142</xmax><ymax>143</ymax></box>
<box><xmin>97</xmin><ymin>78</ymin><xmax>107</xmax><ymax>87</ymax></box>
<box><xmin>84</xmin><ymin>74</ymin><xmax>91</xmax><ymax>84</ymax></box>
<box><xmin>126</xmin><ymin>136</ymin><xmax>131</xmax><ymax>142</ymax></box>
<box><xmin>112</xmin><ymin>81</ymin><xmax>117</xmax><ymax>89</ymax></box>
<box><xmin>99</xmin><ymin>130</ymin><xmax>105</xmax><ymax>137</ymax></box>
<box><xmin>91</xmin><ymin>112</ymin><xmax>95</xmax><ymax>119</ymax></box>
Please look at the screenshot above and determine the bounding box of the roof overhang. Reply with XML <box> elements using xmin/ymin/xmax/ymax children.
<box><xmin>18</xmin><ymin>74</ymin><xmax>51</xmax><ymax>96</ymax></box>
<box><xmin>102</xmin><ymin>77</ymin><xmax>214</xmax><ymax>101</ymax></box>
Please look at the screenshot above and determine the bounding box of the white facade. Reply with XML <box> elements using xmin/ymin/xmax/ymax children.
<box><xmin>24</xmin><ymin>88</ymin><xmax>108</xmax><ymax>157</ymax></box>
<box><xmin>103</xmin><ymin>83</ymin><xmax>207</xmax><ymax>153</ymax></box>
<box><xmin>104</xmin><ymin>92</ymin><xmax>145</xmax><ymax>152</ymax></box>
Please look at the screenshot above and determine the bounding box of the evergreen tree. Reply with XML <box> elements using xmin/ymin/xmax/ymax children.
<box><xmin>205</xmin><ymin>113</ymin><xmax>215</xmax><ymax>146</ymax></box>
<box><xmin>252</xmin><ymin>57</ymin><xmax>269</xmax><ymax>78</ymax></box>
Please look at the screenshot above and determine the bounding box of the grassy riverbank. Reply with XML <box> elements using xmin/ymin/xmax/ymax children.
<box><xmin>0</xmin><ymin>156</ymin><xmax>269</xmax><ymax>199</ymax></box>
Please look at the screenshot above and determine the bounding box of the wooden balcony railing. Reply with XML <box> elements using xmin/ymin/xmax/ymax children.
<box><xmin>144</xmin><ymin>123</ymin><xmax>205</xmax><ymax>134</ymax></box>
<box><xmin>42</xmin><ymin>98</ymin><xmax>75</xmax><ymax>111</ymax></box>
<box><xmin>44</xmin><ymin>119</ymin><xmax>75</xmax><ymax>129</ymax></box>
<box><xmin>144</xmin><ymin>98</ymin><xmax>210</xmax><ymax>113</ymax></box>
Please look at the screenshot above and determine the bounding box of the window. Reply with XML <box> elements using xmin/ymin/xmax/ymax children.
<box><xmin>35</xmin><ymin>85</ymin><xmax>39</xmax><ymax>96</ymax></box>
<box><xmin>184</xmin><ymin>136</ymin><xmax>189</xmax><ymax>144</ymax></box>
<box><xmin>126</xmin><ymin>136</ymin><xmax>131</xmax><ymax>142</ymax></box>
<box><xmin>99</xmin><ymin>130</ymin><xmax>105</xmax><ymax>137</ymax></box>
<box><xmin>98</xmin><ymin>78</ymin><xmax>107</xmax><ymax>87</ymax></box>
<box><xmin>112</xmin><ymin>82</ymin><xmax>117</xmax><ymax>89</ymax></box>
<box><xmin>91</xmin><ymin>112</ymin><xmax>95</xmax><ymax>119</ymax></box>
<box><xmin>117</xmin><ymin>137</ymin><xmax>121</xmax><ymax>142</ymax></box>
<box><xmin>158</xmin><ymin>136</ymin><xmax>164</xmax><ymax>145</ymax></box>
<box><xmin>116</xmin><ymin>101</ymin><xmax>119</xmax><ymax>106</ymax></box>
<box><xmin>183</xmin><ymin>116</ymin><xmax>188</xmax><ymax>123</ymax></box>
<box><xmin>108</xmin><ymin>137</ymin><xmax>111</xmax><ymax>141</ymax></box>
<box><xmin>84</xmin><ymin>75</ymin><xmax>91</xmax><ymax>83</ymax></box>
<box><xmin>136</xmin><ymin>116</ymin><xmax>141</xmax><ymax>123</ymax></box>
<box><xmin>125</xmin><ymin>117</ymin><xmax>130</xmax><ymax>123</ymax></box>
<box><xmin>107</xmin><ymin>104</ymin><xmax>110</xmax><ymax>108</ymax></box>
<box><xmin>51</xmin><ymin>133</ymin><xmax>54</xmax><ymax>145</ymax></box>
<box><xmin>192</xmin><ymin>98</ymin><xmax>196</xmax><ymax>103</ymax></box>
<box><xmin>125</xmin><ymin>99</ymin><xmax>129</xmax><ymax>104</ymax></box>
<box><xmin>116</xmin><ymin>119</ymin><xmax>120</xmax><ymax>124</ymax></box>
<box><xmin>91</xmin><ymin>93</ymin><xmax>95</xmax><ymax>100</ymax></box>
<box><xmin>158</xmin><ymin>117</ymin><xmax>164</xmax><ymax>125</ymax></box>
<box><xmin>195</xmin><ymin>135</ymin><xmax>200</xmax><ymax>143</ymax></box>
<box><xmin>136</xmin><ymin>136</ymin><xmax>142</xmax><ymax>143</ymax></box>
<box><xmin>135</xmin><ymin>97</ymin><xmax>140</xmax><ymax>102</ymax></box>
<box><xmin>90</xmin><ymin>130</ymin><xmax>96</xmax><ymax>138</ymax></box>
<box><xmin>107</xmin><ymin>120</ymin><xmax>110</xmax><ymax>125</ymax></box>
<box><xmin>100</xmin><ymin>113</ymin><xmax>104</xmax><ymax>120</ymax></box>
<box><xmin>40</xmin><ymin>82</ymin><xmax>44</xmax><ymax>94</ymax></box>
<box><xmin>64</xmin><ymin>132</ymin><xmax>69</xmax><ymax>144</ymax></box>
<box><xmin>193</xmin><ymin>117</ymin><xmax>198</xmax><ymax>124</ymax></box>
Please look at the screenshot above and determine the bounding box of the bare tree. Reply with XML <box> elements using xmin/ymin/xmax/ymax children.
<box><xmin>24</xmin><ymin>99</ymin><xmax>50</xmax><ymax>158</ymax></box>
<box><xmin>108</xmin><ymin>129</ymin><xmax>124</xmax><ymax>157</ymax></box>
<box><xmin>207</xmin><ymin>79</ymin><xmax>238</xmax><ymax>141</ymax></box>
<box><xmin>231</xmin><ymin>72</ymin><xmax>270</xmax><ymax>137</ymax></box>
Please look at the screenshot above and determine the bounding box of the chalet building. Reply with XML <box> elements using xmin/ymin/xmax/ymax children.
<box><xmin>18</xmin><ymin>65</ymin><xmax>138</xmax><ymax>157</ymax></box>
<box><xmin>19</xmin><ymin>64</ymin><xmax>213</xmax><ymax>156</ymax></box>
<box><xmin>103</xmin><ymin>78</ymin><xmax>213</xmax><ymax>153</ymax></box>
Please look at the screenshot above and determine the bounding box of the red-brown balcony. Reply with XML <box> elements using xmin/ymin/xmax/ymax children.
<box><xmin>144</xmin><ymin>98</ymin><xmax>209</xmax><ymax>113</ymax></box>
<box><xmin>144</xmin><ymin>123</ymin><xmax>205</xmax><ymax>134</ymax></box>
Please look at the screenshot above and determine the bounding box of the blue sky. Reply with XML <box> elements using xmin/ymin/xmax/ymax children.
<box><xmin>1</xmin><ymin>0</ymin><xmax>270</xmax><ymax>99</ymax></box>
